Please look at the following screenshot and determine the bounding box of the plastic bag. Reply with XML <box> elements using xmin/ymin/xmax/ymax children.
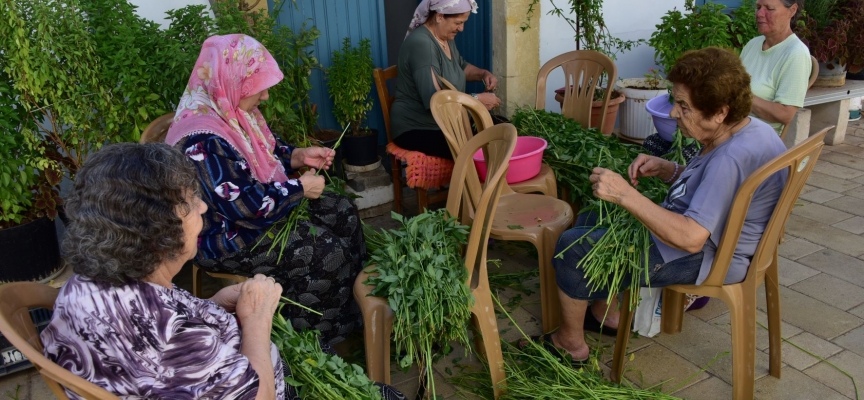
<box><xmin>632</xmin><ymin>287</ymin><xmax>663</xmax><ymax>337</ymax></box>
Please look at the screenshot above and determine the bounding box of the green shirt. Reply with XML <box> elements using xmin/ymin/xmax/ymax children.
<box><xmin>391</xmin><ymin>26</ymin><xmax>468</xmax><ymax>138</ymax></box>
<box><xmin>739</xmin><ymin>34</ymin><xmax>811</xmax><ymax>134</ymax></box>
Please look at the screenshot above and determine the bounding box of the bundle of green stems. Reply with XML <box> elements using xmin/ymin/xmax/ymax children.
<box><xmin>363</xmin><ymin>210</ymin><xmax>473</xmax><ymax>399</ymax></box>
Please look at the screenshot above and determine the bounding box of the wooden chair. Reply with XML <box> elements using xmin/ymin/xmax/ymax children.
<box><xmin>140</xmin><ymin>113</ymin><xmax>248</xmax><ymax>297</ymax></box>
<box><xmin>431</xmin><ymin>90</ymin><xmax>575</xmax><ymax>332</ymax></box>
<box><xmin>0</xmin><ymin>282</ymin><xmax>119</xmax><ymax>399</ymax></box>
<box><xmin>780</xmin><ymin>56</ymin><xmax>819</xmax><ymax>140</ymax></box>
<box><xmin>437</xmin><ymin>75</ymin><xmax>558</xmax><ymax>197</ymax></box>
<box><xmin>536</xmin><ymin>50</ymin><xmax>618</xmax><ymax>130</ymax></box>
<box><xmin>373</xmin><ymin>66</ymin><xmax>451</xmax><ymax>214</ymax></box>
<box><xmin>611</xmin><ymin>127</ymin><xmax>832</xmax><ymax>400</ymax></box>
<box><xmin>354</xmin><ymin>124</ymin><xmax>516</xmax><ymax>398</ymax></box>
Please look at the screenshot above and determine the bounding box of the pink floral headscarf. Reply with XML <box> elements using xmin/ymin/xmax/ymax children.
<box><xmin>166</xmin><ymin>34</ymin><xmax>288</xmax><ymax>183</ymax></box>
<box><xmin>406</xmin><ymin>0</ymin><xmax>478</xmax><ymax>38</ymax></box>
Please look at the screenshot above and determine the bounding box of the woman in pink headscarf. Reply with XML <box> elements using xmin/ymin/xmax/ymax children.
<box><xmin>390</xmin><ymin>0</ymin><xmax>502</xmax><ymax>159</ymax></box>
<box><xmin>165</xmin><ymin>34</ymin><xmax>366</xmax><ymax>348</ymax></box>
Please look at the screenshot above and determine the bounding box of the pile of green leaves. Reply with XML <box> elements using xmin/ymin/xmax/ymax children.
<box><xmin>328</xmin><ymin>38</ymin><xmax>374</xmax><ymax>136</ymax></box>
<box><xmin>650</xmin><ymin>0</ymin><xmax>759</xmax><ymax>74</ymax></box>
<box><xmin>449</xmin><ymin>296</ymin><xmax>683</xmax><ymax>400</ymax></box>
<box><xmin>512</xmin><ymin>108</ymin><xmax>669</xmax><ymax>306</ymax></box>
<box><xmin>363</xmin><ymin>210</ymin><xmax>473</xmax><ymax>398</ymax></box>
<box><xmin>271</xmin><ymin>302</ymin><xmax>382</xmax><ymax>399</ymax></box>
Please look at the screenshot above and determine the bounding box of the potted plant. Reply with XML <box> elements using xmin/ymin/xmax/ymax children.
<box><xmin>795</xmin><ymin>0</ymin><xmax>864</xmax><ymax>87</ymax></box>
<box><xmin>615</xmin><ymin>69</ymin><xmax>670</xmax><ymax>140</ymax></box>
<box><xmin>327</xmin><ymin>37</ymin><xmax>377</xmax><ymax>167</ymax></box>
<box><xmin>543</xmin><ymin>0</ymin><xmax>646</xmax><ymax>134</ymax></box>
<box><xmin>647</xmin><ymin>0</ymin><xmax>759</xmax><ymax>136</ymax></box>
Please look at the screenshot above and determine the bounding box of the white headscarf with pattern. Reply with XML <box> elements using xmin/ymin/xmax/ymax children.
<box><xmin>406</xmin><ymin>0</ymin><xmax>478</xmax><ymax>38</ymax></box>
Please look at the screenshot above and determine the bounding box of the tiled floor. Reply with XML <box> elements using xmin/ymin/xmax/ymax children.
<box><xmin>2</xmin><ymin>119</ymin><xmax>863</xmax><ymax>399</ymax></box>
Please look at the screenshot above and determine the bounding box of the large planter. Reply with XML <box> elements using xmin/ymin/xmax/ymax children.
<box><xmin>616</xmin><ymin>78</ymin><xmax>670</xmax><ymax>140</ymax></box>
<box><xmin>814</xmin><ymin>60</ymin><xmax>847</xmax><ymax>88</ymax></box>
<box><xmin>554</xmin><ymin>89</ymin><xmax>625</xmax><ymax>135</ymax></box>
<box><xmin>646</xmin><ymin>94</ymin><xmax>677</xmax><ymax>142</ymax></box>
<box><xmin>0</xmin><ymin>217</ymin><xmax>64</xmax><ymax>283</ymax></box>
<box><xmin>343</xmin><ymin>129</ymin><xmax>379</xmax><ymax>167</ymax></box>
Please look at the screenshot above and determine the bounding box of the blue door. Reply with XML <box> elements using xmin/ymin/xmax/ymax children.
<box><xmin>452</xmin><ymin>0</ymin><xmax>492</xmax><ymax>94</ymax></box>
<box><xmin>270</xmin><ymin>0</ymin><xmax>389</xmax><ymax>139</ymax></box>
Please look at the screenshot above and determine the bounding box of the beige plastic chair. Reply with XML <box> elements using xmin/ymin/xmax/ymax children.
<box><xmin>373</xmin><ymin>66</ymin><xmax>449</xmax><ymax>214</ymax></box>
<box><xmin>430</xmin><ymin>90</ymin><xmax>575</xmax><ymax>332</ymax></box>
<box><xmin>611</xmin><ymin>126</ymin><xmax>832</xmax><ymax>400</ymax></box>
<box><xmin>535</xmin><ymin>50</ymin><xmax>618</xmax><ymax>130</ymax></box>
<box><xmin>0</xmin><ymin>282</ymin><xmax>119</xmax><ymax>399</ymax></box>
<box><xmin>779</xmin><ymin>56</ymin><xmax>819</xmax><ymax>140</ymax></box>
<box><xmin>437</xmin><ymin>75</ymin><xmax>558</xmax><ymax>197</ymax></box>
<box><xmin>354</xmin><ymin>124</ymin><xmax>516</xmax><ymax>397</ymax></box>
<box><xmin>140</xmin><ymin>113</ymin><xmax>248</xmax><ymax>297</ymax></box>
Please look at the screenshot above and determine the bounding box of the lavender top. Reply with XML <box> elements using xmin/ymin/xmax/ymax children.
<box><xmin>41</xmin><ymin>274</ymin><xmax>286</xmax><ymax>399</ymax></box>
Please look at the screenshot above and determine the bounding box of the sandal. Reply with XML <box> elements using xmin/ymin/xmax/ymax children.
<box><xmin>584</xmin><ymin>310</ymin><xmax>618</xmax><ymax>337</ymax></box>
<box><xmin>517</xmin><ymin>333</ymin><xmax>588</xmax><ymax>368</ymax></box>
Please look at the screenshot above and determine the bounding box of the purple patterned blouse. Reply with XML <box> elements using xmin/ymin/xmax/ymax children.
<box><xmin>41</xmin><ymin>275</ymin><xmax>286</xmax><ymax>399</ymax></box>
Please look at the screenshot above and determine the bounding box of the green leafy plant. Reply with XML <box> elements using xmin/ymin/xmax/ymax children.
<box><xmin>271</xmin><ymin>300</ymin><xmax>382</xmax><ymax>399</ymax></box>
<box><xmin>650</xmin><ymin>0</ymin><xmax>759</xmax><ymax>74</ymax></box>
<box><xmin>363</xmin><ymin>210</ymin><xmax>473</xmax><ymax>399</ymax></box>
<box><xmin>328</xmin><ymin>37</ymin><xmax>375</xmax><ymax>137</ymax></box>
<box><xmin>795</xmin><ymin>0</ymin><xmax>864</xmax><ymax>72</ymax></box>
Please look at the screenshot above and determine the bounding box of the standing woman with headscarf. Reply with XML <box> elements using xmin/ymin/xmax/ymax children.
<box><xmin>165</xmin><ymin>34</ymin><xmax>364</xmax><ymax>347</ymax></box>
<box><xmin>390</xmin><ymin>0</ymin><xmax>502</xmax><ymax>159</ymax></box>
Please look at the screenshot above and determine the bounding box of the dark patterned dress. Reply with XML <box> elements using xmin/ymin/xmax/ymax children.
<box><xmin>41</xmin><ymin>274</ymin><xmax>288</xmax><ymax>399</ymax></box>
<box><xmin>176</xmin><ymin>134</ymin><xmax>364</xmax><ymax>345</ymax></box>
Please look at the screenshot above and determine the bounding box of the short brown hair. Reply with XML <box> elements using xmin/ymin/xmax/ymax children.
<box><xmin>667</xmin><ymin>47</ymin><xmax>752</xmax><ymax>125</ymax></box>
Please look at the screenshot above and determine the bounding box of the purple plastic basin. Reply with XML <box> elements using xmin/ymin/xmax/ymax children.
<box><xmin>646</xmin><ymin>94</ymin><xmax>677</xmax><ymax>142</ymax></box>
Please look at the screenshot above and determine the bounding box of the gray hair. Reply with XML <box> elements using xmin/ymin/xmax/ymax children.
<box><xmin>780</xmin><ymin>0</ymin><xmax>804</xmax><ymax>25</ymax></box>
<box><xmin>63</xmin><ymin>143</ymin><xmax>201</xmax><ymax>286</ymax></box>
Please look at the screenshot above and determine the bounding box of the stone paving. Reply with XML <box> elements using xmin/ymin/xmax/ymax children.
<box><xmin>2</xmin><ymin>119</ymin><xmax>863</xmax><ymax>399</ymax></box>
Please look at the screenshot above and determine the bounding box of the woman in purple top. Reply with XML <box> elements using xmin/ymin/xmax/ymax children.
<box><xmin>545</xmin><ymin>48</ymin><xmax>788</xmax><ymax>364</ymax></box>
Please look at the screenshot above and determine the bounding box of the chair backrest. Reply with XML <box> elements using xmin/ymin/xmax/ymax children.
<box><xmin>446</xmin><ymin>124</ymin><xmax>516</xmax><ymax>289</ymax></box>
<box><xmin>808</xmin><ymin>56</ymin><xmax>819</xmax><ymax>90</ymax></box>
<box><xmin>140</xmin><ymin>112</ymin><xmax>176</xmax><ymax>144</ymax></box>
<box><xmin>535</xmin><ymin>50</ymin><xmax>617</xmax><ymax>129</ymax></box>
<box><xmin>430</xmin><ymin>90</ymin><xmax>501</xmax><ymax>210</ymax></box>
<box><xmin>701</xmin><ymin>126</ymin><xmax>831</xmax><ymax>287</ymax></box>
<box><xmin>0</xmin><ymin>282</ymin><xmax>118</xmax><ymax>399</ymax></box>
<box><xmin>437</xmin><ymin>74</ymin><xmax>458</xmax><ymax>91</ymax></box>
<box><xmin>373</xmin><ymin>66</ymin><xmax>398</xmax><ymax>143</ymax></box>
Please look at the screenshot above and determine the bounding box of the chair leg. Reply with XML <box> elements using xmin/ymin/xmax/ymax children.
<box><xmin>390</xmin><ymin>155</ymin><xmax>403</xmax><ymax>215</ymax></box>
<box><xmin>660</xmin><ymin>289</ymin><xmax>686</xmax><ymax>334</ymax></box>
<box><xmin>360</xmin><ymin>302</ymin><xmax>394</xmax><ymax>384</ymax></box>
<box><xmin>471</xmin><ymin>290</ymin><xmax>506</xmax><ymax>399</ymax></box>
<box><xmin>611</xmin><ymin>289</ymin><xmax>635</xmax><ymax>383</ymax></box>
<box><xmin>544</xmin><ymin>171</ymin><xmax>558</xmax><ymax>198</ymax></box>
<box><xmin>417</xmin><ymin>188</ymin><xmax>429</xmax><ymax>213</ymax></box>
<box><xmin>192</xmin><ymin>264</ymin><xmax>204</xmax><ymax>298</ymax></box>
<box><xmin>538</xmin><ymin>229</ymin><xmax>562</xmax><ymax>333</ymax></box>
<box><xmin>765</xmin><ymin>257</ymin><xmax>782</xmax><ymax>378</ymax></box>
<box><xmin>726</xmin><ymin>286</ymin><xmax>757</xmax><ymax>400</ymax></box>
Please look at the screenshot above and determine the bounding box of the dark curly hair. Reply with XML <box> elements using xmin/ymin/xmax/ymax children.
<box><xmin>667</xmin><ymin>47</ymin><xmax>752</xmax><ymax>125</ymax></box>
<box><xmin>63</xmin><ymin>143</ymin><xmax>201</xmax><ymax>286</ymax></box>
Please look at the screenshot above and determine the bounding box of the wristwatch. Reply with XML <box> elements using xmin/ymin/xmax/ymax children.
<box><xmin>470</xmin><ymin>93</ymin><xmax>479</xmax><ymax>100</ymax></box>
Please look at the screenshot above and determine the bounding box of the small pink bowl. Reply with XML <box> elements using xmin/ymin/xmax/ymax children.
<box><xmin>473</xmin><ymin>136</ymin><xmax>547</xmax><ymax>184</ymax></box>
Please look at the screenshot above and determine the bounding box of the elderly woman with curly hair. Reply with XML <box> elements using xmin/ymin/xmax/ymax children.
<box><xmin>40</xmin><ymin>143</ymin><xmax>287</xmax><ymax>399</ymax></box>
<box><xmin>540</xmin><ymin>47</ymin><xmax>788</xmax><ymax>364</ymax></box>
<box><xmin>40</xmin><ymin>143</ymin><xmax>407</xmax><ymax>400</ymax></box>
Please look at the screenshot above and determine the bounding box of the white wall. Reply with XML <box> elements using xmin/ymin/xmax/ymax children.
<box><xmin>129</xmin><ymin>0</ymin><xmax>212</xmax><ymax>29</ymax></box>
<box><xmin>539</xmin><ymin>0</ymin><xmax>685</xmax><ymax>111</ymax></box>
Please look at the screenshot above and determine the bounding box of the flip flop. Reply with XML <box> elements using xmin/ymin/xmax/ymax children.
<box><xmin>584</xmin><ymin>311</ymin><xmax>618</xmax><ymax>337</ymax></box>
<box><xmin>517</xmin><ymin>333</ymin><xmax>588</xmax><ymax>368</ymax></box>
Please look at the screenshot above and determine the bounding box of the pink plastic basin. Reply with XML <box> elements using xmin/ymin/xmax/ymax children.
<box><xmin>473</xmin><ymin>136</ymin><xmax>547</xmax><ymax>184</ymax></box>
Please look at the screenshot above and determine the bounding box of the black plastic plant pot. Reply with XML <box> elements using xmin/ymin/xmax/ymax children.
<box><xmin>343</xmin><ymin>129</ymin><xmax>379</xmax><ymax>167</ymax></box>
<box><xmin>0</xmin><ymin>217</ymin><xmax>62</xmax><ymax>283</ymax></box>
